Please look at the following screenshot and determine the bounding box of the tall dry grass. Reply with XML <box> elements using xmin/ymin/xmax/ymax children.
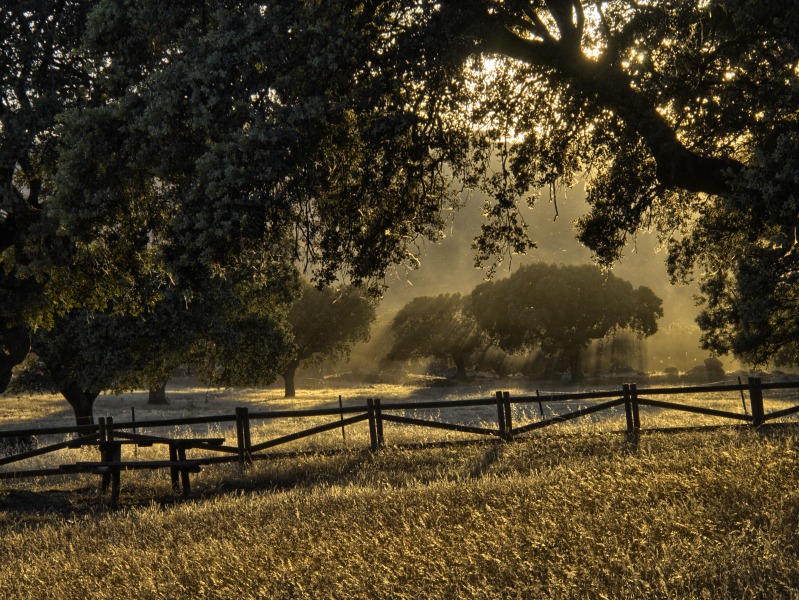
<box><xmin>1</xmin><ymin>382</ymin><xmax>799</xmax><ymax>597</ymax></box>
<box><xmin>1</xmin><ymin>426</ymin><xmax>798</xmax><ymax>598</ymax></box>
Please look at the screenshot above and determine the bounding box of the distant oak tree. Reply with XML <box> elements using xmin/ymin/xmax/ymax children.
<box><xmin>470</xmin><ymin>263</ymin><xmax>663</xmax><ymax>380</ymax></box>
<box><xmin>387</xmin><ymin>293</ymin><xmax>483</xmax><ymax>379</ymax></box>
<box><xmin>281</xmin><ymin>283</ymin><xmax>376</xmax><ymax>398</ymax></box>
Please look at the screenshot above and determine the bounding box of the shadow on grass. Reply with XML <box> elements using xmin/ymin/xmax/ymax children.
<box><xmin>0</xmin><ymin>436</ymin><xmax>521</xmax><ymax>521</ymax></box>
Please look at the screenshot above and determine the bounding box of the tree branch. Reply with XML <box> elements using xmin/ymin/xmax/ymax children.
<box><xmin>520</xmin><ymin>5</ymin><xmax>556</xmax><ymax>43</ymax></box>
<box><xmin>478</xmin><ymin>19</ymin><xmax>743</xmax><ymax>197</ymax></box>
<box><xmin>544</xmin><ymin>0</ymin><xmax>582</xmax><ymax>51</ymax></box>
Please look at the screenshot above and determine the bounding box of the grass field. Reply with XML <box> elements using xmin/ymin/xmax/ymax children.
<box><xmin>1</xmin><ymin>379</ymin><xmax>798</xmax><ymax>598</ymax></box>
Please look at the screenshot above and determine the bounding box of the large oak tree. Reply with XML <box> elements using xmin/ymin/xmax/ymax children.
<box><xmin>347</xmin><ymin>0</ymin><xmax>797</xmax><ymax>366</ymax></box>
<box><xmin>3</xmin><ymin>1</ymin><xmax>798</xmax><ymax>394</ymax></box>
<box><xmin>10</xmin><ymin>265</ymin><xmax>296</xmax><ymax>424</ymax></box>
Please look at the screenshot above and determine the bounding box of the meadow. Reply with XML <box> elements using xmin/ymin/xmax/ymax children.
<box><xmin>1</xmin><ymin>377</ymin><xmax>798</xmax><ymax>598</ymax></box>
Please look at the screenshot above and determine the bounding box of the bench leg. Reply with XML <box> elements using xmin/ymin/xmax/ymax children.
<box><xmin>180</xmin><ymin>469</ymin><xmax>192</xmax><ymax>497</ymax></box>
<box><xmin>176</xmin><ymin>447</ymin><xmax>192</xmax><ymax>497</ymax></box>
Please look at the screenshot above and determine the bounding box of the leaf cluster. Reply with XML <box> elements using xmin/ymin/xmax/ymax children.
<box><xmin>388</xmin><ymin>263</ymin><xmax>663</xmax><ymax>375</ymax></box>
<box><xmin>470</xmin><ymin>263</ymin><xmax>663</xmax><ymax>357</ymax></box>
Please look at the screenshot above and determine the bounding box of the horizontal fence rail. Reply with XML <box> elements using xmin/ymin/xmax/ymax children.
<box><xmin>1</xmin><ymin>377</ymin><xmax>798</xmax><ymax>506</ymax></box>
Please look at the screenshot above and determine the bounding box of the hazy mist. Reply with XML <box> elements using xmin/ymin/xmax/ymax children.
<box><xmin>336</xmin><ymin>182</ymin><xmax>744</xmax><ymax>381</ymax></box>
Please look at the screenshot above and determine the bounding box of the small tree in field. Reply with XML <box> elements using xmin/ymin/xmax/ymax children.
<box><xmin>281</xmin><ymin>283</ymin><xmax>376</xmax><ymax>397</ymax></box>
<box><xmin>10</xmin><ymin>305</ymin><xmax>202</xmax><ymax>424</ymax></box>
<box><xmin>387</xmin><ymin>293</ymin><xmax>483</xmax><ymax>379</ymax></box>
<box><xmin>470</xmin><ymin>263</ymin><xmax>663</xmax><ymax>380</ymax></box>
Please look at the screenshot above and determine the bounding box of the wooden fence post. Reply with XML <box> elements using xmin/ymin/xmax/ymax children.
<box><xmin>235</xmin><ymin>407</ymin><xmax>252</xmax><ymax>467</ymax></box>
<box><xmin>503</xmin><ymin>391</ymin><xmax>513</xmax><ymax>441</ymax></box>
<box><xmin>131</xmin><ymin>407</ymin><xmax>138</xmax><ymax>458</ymax></box>
<box><xmin>375</xmin><ymin>398</ymin><xmax>384</xmax><ymax>448</ymax></box>
<box><xmin>749</xmin><ymin>377</ymin><xmax>765</xmax><ymax>427</ymax></box>
<box><xmin>535</xmin><ymin>389</ymin><xmax>544</xmax><ymax>419</ymax></box>
<box><xmin>106</xmin><ymin>416</ymin><xmax>121</xmax><ymax>508</ymax></box>
<box><xmin>496</xmin><ymin>391</ymin><xmax>507</xmax><ymax>440</ymax></box>
<box><xmin>630</xmin><ymin>383</ymin><xmax>641</xmax><ymax>433</ymax></box>
<box><xmin>367</xmin><ymin>398</ymin><xmax>378</xmax><ymax>451</ymax></box>
<box><xmin>98</xmin><ymin>416</ymin><xmax>106</xmax><ymax>447</ymax></box>
<box><xmin>98</xmin><ymin>417</ymin><xmax>110</xmax><ymax>493</ymax></box>
<box><xmin>738</xmin><ymin>376</ymin><xmax>748</xmax><ymax>416</ymax></box>
<box><xmin>623</xmin><ymin>384</ymin><xmax>634</xmax><ymax>435</ymax></box>
<box><xmin>106</xmin><ymin>416</ymin><xmax>118</xmax><ymax>454</ymax></box>
<box><xmin>339</xmin><ymin>395</ymin><xmax>347</xmax><ymax>442</ymax></box>
<box><xmin>623</xmin><ymin>383</ymin><xmax>640</xmax><ymax>449</ymax></box>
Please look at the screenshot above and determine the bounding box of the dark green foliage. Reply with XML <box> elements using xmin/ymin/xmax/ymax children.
<box><xmin>3</xmin><ymin>0</ymin><xmax>799</xmax><ymax>392</ymax></box>
<box><xmin>387</xmin><ymin>293</ymin><xmax>483</xmax><ymax>378</ymax></box>
<box><xmin>470</xmin><ymin>264</ymin><xmax>663</xmax><ymax>378</ymax></box>
<box><xmin>26</xmin><ymin>310</ymin><xmax>139</xmax><ymax>424</ymax></box>
<box><xmin>10</xmin><ymin>268</ymin><xmax>298</xmax><ymax>423</ymax></box>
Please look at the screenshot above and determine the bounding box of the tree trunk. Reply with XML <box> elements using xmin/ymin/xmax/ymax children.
<box><xmin>60</xmin><ymin>381</ymin><xmax>99</xmax><ymax>426</ymax></box>
<box><xmin>453</xmin><ymin>354</ymin><xmax>467</xmax><ymax>379</ymax></box>
<box><xmin>542</xmin><ymin>354</ymin><xmax>558</xmax><ymax>379</ymax></box>
<box><xmin>592</xmin><ymin>340</ymin><xmax>604</xmax><ymax>378</ymax></box>
<box><xmin>282</xmin><ymin>363</ymin><xmax>298</xmax><ymax>398</ymax></box>
<box><xmin>638</xmin><ymin>338</ymin><xmax>646</xmax><ymax>374</ymax></box>
<box><xmin>609</xmin><ymin>333</ymin><xmax>618</xmax><ymax>373</ymax></box>
<box><xmin>147</xmin><ymin>382</ymin><xmax>169</xmax><ymax>405</ymax></box>
<box><xmin>551</xmin><ymin>348</ymin><xmax>584</xmax><ymax>382</ymax></box>
<box><xmin>0</xmin><ymin>325</ymin><xmax>30</xmax><ymax>393</ymax></box>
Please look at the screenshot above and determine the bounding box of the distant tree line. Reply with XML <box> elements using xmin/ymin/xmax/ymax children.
<box><xmin>387</xmin><ymin>263</ymin><xmax>663</xmax><ymax>381</ymax></box>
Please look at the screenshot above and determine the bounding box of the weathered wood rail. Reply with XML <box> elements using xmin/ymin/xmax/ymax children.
<box><xmin>1</xmin><ymin>377</ymin><xmax>797</xmax><ymax>506</ymax></box>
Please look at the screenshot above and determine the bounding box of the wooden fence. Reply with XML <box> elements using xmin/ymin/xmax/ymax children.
<box><xmin>1</xmin><ymin>377</ymin><xmax>798</xmax><ymax>505</ymax></box>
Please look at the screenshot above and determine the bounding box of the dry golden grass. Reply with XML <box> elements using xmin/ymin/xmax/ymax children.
<box><xmin>1</xmin><ymin>380</ymin><xmax>799</xmax><ymax>598</ymax></box>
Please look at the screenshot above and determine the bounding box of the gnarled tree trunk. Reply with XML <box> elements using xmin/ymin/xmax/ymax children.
<box><xmin>281</xmin><ymin>361</ymin><xmax>299</xmax><ymax>398</ymax></box>
<box><xmin>148</xmin><ymin>382</ymin><xmax>169</xmax><ymax>405</ymax></box>
<box><xmin>453</xmin><ymin>354</ymin><xmax>467</xmax><ymax>379</ymax></box>
<box><xmin>0</xmin><ymin>325</ymin><xmax>30</xmax><ymax>393</ymax></box>
<box><xmin>567</xmin><ymin>348</ymin><xmax>584</xmax><ymax>383</ymax></box>
<box><xmin>59</xmin><ymin>381</ymin><xmax>99</xmax><ymax>426</ymax></box>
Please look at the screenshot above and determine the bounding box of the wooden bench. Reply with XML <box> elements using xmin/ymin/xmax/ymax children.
<box><xmin>164</xmin><ymin>438</ymin><xmax>225</xmax><ymax>494</ymax></box>
<box><xmin>60</xmin><ymin>436</ymin><xmax>226</xmax><ymax>507</ymax></box>
<box><xmin>60</xmin><ymin>459</ymin><xmax>206</xmax><ymax>508</ymax></box>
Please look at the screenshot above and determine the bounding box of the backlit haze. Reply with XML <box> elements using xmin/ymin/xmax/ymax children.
<box><xmin>362</xmin><ymin>181</ymin><xmax>731</xmax><ymax>377</ymax></box>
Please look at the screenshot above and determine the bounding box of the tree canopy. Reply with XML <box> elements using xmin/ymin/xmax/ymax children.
<box><xmin>470</xmin><ymin>263</ymin><xmax>663</xmax><ymax>378</ymax></box>
<box><xmin>2</xmin><ymin>0</ymin><xmax>798</xmax><ymax>392</ymax></box>
<box><xmin>10</xmin><ymin>267</ymin><xmax>296</xmax><ymax>424</ymax></box>
<box><xmin>347</xmin><ymin>0</ymin><xmax>798</xmax><ymax>366</ymax></box>
<box><xmin>387</xmin><ymin>293</ymin><xmax>483</xmax><ymax>378</ymax></box>
<box><xmin>281</xmin><ymin>282</ymin><xmax>376</xmax><ymax>397</ymax></box>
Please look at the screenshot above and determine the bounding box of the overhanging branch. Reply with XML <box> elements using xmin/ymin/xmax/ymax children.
<box><xmin>477</xmin><ymin>16</ymin><xmax>743</xmax><ymax>197</ymax></box>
